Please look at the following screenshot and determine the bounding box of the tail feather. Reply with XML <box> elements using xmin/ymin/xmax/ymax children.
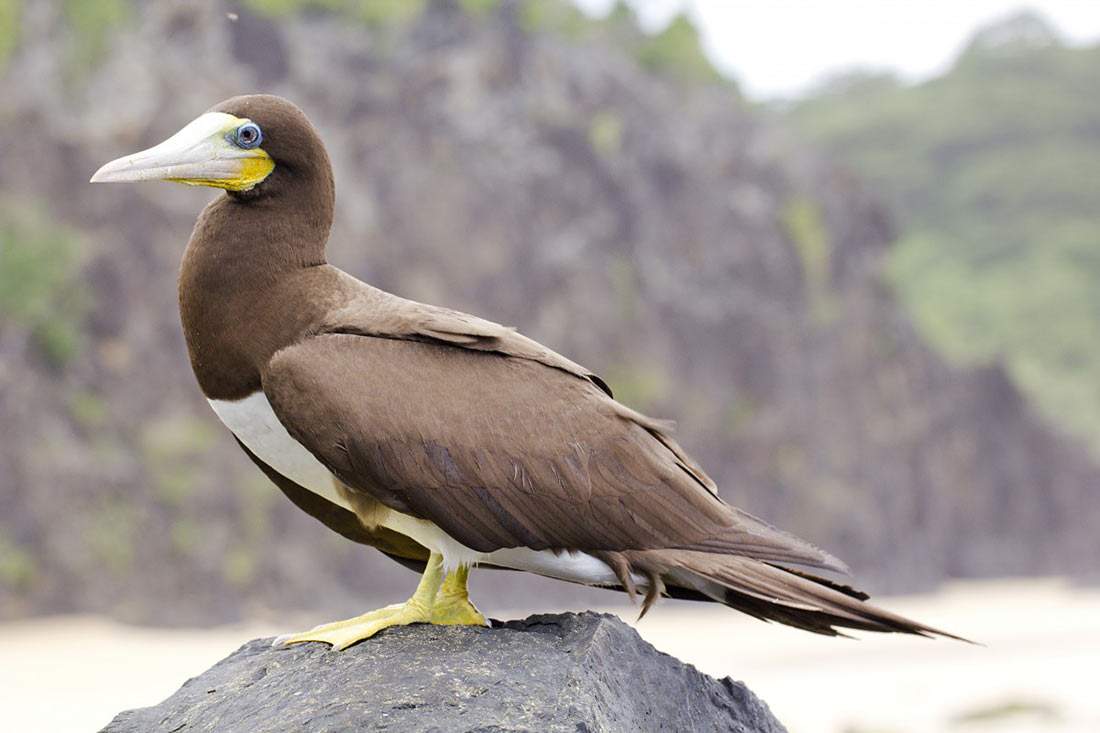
<box><xmin>601</xmin><ymin>548</ymin><xmax>968</xmax><ymax>641</ymax></box>
<box><xmin>692</xmin><ymin>507</ymin><xmax>853</xmax><ymax>577</ymax></box>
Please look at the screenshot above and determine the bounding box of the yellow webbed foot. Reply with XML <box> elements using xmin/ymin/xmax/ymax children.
<box><xmin>278</xmin><ymin>600</ymin><xmax>431</xmax><ymax>650</ymax></box>
<box><xmin>430</xmin><ymin>565</ymin><xmax>489</xmax><ymax>626</ymax></box>
<box><xmin>274</xmin><ymin>553</ymin><xmax>487</xmax><ymax>651</ymax></box>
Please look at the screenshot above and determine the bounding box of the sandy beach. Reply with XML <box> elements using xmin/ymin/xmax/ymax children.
<box><xmin>2</xmin><ymin>577</ymin><xmax>1096</xmax><ymax>732</ymax></box>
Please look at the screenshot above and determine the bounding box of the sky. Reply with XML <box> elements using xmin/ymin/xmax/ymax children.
<box><xmin>573</xmin><ymin>0</ymin><xmax>1100</xmax><ymax>99</ymax></box>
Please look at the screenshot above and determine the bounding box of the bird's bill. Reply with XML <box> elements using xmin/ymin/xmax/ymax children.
<box><xmin>89</xmin><ymin>112</ymin><xmax>274</xmax><ymax>192</ymax></box>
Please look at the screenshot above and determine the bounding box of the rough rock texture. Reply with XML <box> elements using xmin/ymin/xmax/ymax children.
<box><xmin>101</xmin><ymin>612</ymin><xmax>785</xmax><ymax>733</ymax></box>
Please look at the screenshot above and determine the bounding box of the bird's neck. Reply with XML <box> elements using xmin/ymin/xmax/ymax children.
<box><xmin>178</xmin><ymin>171</ymin><xmax>335</xmax><ymax>400</ymax></box>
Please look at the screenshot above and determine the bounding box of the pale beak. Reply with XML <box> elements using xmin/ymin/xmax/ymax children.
<box><xmin>90</xmin><ymin>112</ymin><xmax>274</xmax><ymax>192</ymax></box>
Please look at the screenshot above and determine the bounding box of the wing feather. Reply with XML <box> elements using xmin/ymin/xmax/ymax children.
<box><xmin>261</xmin><ymin>329</ymin><xmax>845</xmax><ymax>574</ymax></box>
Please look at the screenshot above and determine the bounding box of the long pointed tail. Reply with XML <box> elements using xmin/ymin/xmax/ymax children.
<box><xmin>600</xmin><ymin>548</ymin><xmax>969</xmax><ymax>641</ymax></box>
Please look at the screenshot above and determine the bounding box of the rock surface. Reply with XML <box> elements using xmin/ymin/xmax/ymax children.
<box><xmin>100</xmin><ymin>612</ymin><xmax>786</xmax><ymax>733</ymax></box>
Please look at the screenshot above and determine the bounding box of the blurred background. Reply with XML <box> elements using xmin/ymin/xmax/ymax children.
<box><xmin>1</xmin><ymin>0</ymin><xmax>1098</xmax><ymax>731</ymax></box>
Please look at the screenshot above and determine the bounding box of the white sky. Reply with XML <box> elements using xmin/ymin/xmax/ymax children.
<box><xmin>574</xmin><ymin>0</ymin><xmax>1100</xmax><ymax>99</ymax></box>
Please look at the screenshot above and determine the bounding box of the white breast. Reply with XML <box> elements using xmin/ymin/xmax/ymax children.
<box><xmin>207</xmin><ymin>392</ymin><xmax>637</xmax><ymax>588</ymax></box>
<box><xmin>207</xmin><ymin>392</ymin><xmax>484</xmax><ymax>565</ymax></box>
<box><xmin>208</xmin><ymin>392</ymin><xmax>352</xmax><ymax>511</ymax></box>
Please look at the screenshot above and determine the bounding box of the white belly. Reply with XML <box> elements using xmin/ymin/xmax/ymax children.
<box><xmin>207</xmin><ymin>392</ymin><xmax>632</xmax><ymax>586</ymax></box>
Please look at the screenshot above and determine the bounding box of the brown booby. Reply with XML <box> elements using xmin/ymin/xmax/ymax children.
<box><xmin>91</xmin><ymin>95</ymin><xmax>957</xmax><ymax>648</ymax></box>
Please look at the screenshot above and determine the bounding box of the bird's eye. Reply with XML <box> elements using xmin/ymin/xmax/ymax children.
<box><xmin>234</xmin><ymin>122</ymin><xmax>262</xmax><ymax>149</ymax></box>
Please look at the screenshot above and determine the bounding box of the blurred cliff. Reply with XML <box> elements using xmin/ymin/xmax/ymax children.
<box><xmin>0</xmin><ymin>0</ymin><xmax>1097</xmax><ymax>624</ymax></box>
<box><xmin>788</xmin><ymin>10</ymin><xmax>1100</xmax><ymax>458</ymax></box>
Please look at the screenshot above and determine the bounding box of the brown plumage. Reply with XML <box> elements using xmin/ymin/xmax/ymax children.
<box><xmin>105</xmin><ymin>94</ymin><xmax>960</xmax><ymax>640</ymax></box>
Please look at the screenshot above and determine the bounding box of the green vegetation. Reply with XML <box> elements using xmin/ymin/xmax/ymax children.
<box><xmin>86</xmin><ymin>499</ymin><xmax>136</xmax><ymax>572</ymax></box>
<box><xmin>141</xmin><ymin>416</ymin><xmax>217</xmax><ymax>505</ymax></box>
<box><xmin>0</xmin><ymin>538</ymin><xmax>35</xmax><ymax>591</ymax></box>
<box><xmin>141</xmin><ymin>415</ymin><xmax>217</xmax><ymax>461</ymax></box>
<box><xmin>636</xmin><ymin>12</ymin><xmax>720</xmax><ymax>82</ymax></box>
<box><xmin>782</xmin><ymin>196</ymin><xmax>836</xmax><ymax>323</ymax></box>
<box><xmin>788</xmin><ymin>12</ymin><xmax>1100</xmax><ymax>452</ymax></box>
<box><xmin>238</xmin><ymin>0</ymin><xmax>582</xmax><ymax>34</ymax></box>
<box><xmin>169</xmin><ymin>516</ymin><xmax>203</xmax><ymax>557</ymax></box>
<box><xmin>239</xmin><ymin>0</ymin><xmax>345</xmax><ymax>18</ymax></box>
<box><xmin>606</xmin><ymin>254</ymin><xmax>639</xmax><ymax>319</ymax></box>
<box><xmin>588</xmin><ymin>110</ymin><xmax>623</xmax><ymax>155</ymax></box>
<box><xmin>519</xmin><ymin>0</ymin><xmax>589</xmax><ymax>37</ymax></box>
<box><xmin>61</xmin><ymin>0</ymin><xmax>132</xmax><ymax>71</ymax></box>
<box><xmin>222</xmin><ymin>545</ymin><xmax>257</xmax><ymax>587</ymax></box>
<box><xmin>455</xmin><ymin>0</ymin><xmax>498</xmax><ymax>17</ymax></box>
<box><xmin>0</xmin><ymin>199</ymin><xmax>92</xmax><ymax>368</ymax></box>
<box><xmin>236</xmin><ymin>469</ymin><xmax>277</xmax><ymax>542</ymax></box>
<box><xmin>352</xmin><ymin>0</ymin><xmax>427</xmax><ymax>26</ymax></box>
<box><xmin>0</xmin><ymin>0</ymin><xmax>19</xmax><ymax>72</ymax></box>
<box><xmin>725</xmin><ymin>394</ymin><xmax>756</xmax><ymax>440</ymax></box>
<box><xmin>240</xmin><ymin>0</ymin><xmax>426</xmax><ymax>25</ymax></box>
<box><xmin>603</xmin><ymin>364</ymin><xmax>665</xmax><ymax>412</ymax></box>
<box><xmin>66</xmin><ymin>388</ymin><xmax>107</xmax><ymax>429</ymax></box>
<box><xmin>238</xmin><ymin>0</ymin><xmax>720</xmax><ymax>78</ymax></box>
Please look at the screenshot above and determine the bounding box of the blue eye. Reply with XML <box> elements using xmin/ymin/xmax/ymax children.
<box><xmin>234</xmin><ymin>122</ymin><xmax>262</xmax><ymax>149</ymax></box>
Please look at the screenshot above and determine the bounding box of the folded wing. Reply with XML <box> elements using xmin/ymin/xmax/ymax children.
<box><xmin>261</xmin><ymin>302</ymin><xmax>845</xmax><ymax>575</ymax></box>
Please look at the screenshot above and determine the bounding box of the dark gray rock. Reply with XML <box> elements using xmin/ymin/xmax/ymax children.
<box><xmin>101</xmin><ymin>612</ymin><xmax>786</xmax><ymax>733</ymax></box>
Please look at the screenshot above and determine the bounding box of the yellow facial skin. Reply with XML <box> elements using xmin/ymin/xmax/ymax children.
<box><xmin>90</xmin><ymin>112</ymin><xmax>275</xmax><ymax>192</ymax></box>
<box><xmin>165</xmin><ymin>152</ymin><xmax>274</xmax><ymax>192</ymax></box>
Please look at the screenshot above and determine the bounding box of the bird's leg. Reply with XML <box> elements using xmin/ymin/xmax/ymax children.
<box><xmin>278</xmin><ymin>552</ymin><xmax>448</xmax><ymax>650</ymax></box>
<box><xmin>430</xmin><ymin>564</ymin><xmax>488</xmax><ymax>626</ymax></box>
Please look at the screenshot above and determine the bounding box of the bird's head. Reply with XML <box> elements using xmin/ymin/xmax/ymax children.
<box><xmin>90</xmin><ymin>94</ymin><xmax>322</xmax><ymax>196</ymax></box>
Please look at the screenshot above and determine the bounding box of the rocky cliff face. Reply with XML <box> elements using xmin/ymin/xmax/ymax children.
<box><xmin>1</xmin><ymin>0</ymin><xmax>1097</xmax><ymax>623</ymax></box>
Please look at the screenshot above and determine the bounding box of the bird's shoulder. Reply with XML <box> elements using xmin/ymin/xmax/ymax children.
<box><xmin>310</xmin><ymin>265</ymin><xmax>614</xmax><ymax>397</ymax></box>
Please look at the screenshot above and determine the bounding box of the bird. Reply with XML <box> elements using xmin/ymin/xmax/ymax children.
<box><xmin>91</xmin><ymin>94</ymin><xmax>957</xmax><ymax>649</ymax></box>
